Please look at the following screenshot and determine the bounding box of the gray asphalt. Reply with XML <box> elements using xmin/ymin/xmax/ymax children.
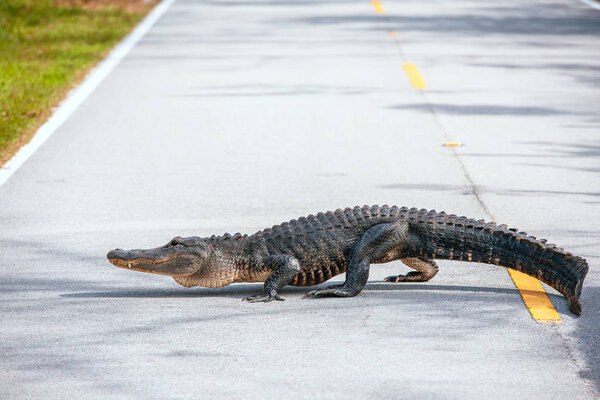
<box><xmin>1</xmin><ymin>0</ymin><xmax>599</xmax><ymax>398</ymax></box>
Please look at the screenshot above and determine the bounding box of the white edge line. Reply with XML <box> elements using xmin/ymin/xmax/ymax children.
<box><xmin>0</xmin><ymin>0</ymin><xmax>176</xmax><ymax>188</ymax></box>
<box><xmin>577</xmin><ymin>0</ymin><xmax>600</xmax><ymax>10</ymax></box>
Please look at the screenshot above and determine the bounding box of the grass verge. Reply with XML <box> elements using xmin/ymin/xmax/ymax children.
<box><xmin>0</xmin><ymin>0</ymin><xmax>156</xmax><ymax>166</ymax></box>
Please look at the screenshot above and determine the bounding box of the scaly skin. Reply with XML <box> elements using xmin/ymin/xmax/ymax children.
<box><xmin>106</xmin><ymin>205</ymin><xmax>589</xmax><ymax>316</ymax></box>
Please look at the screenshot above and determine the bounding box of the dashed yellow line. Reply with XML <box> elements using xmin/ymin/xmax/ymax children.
<box><xmin>371</xmin><ymin>0</ymin><xmax>559</xmax><ymax>323</ymax></box>
<box><xmin>371</xmin><ymin>0</ymin><xmax>385</xmax><ymax>14</ymax></box>
<box><xmin>508</xmin><ymin>269</ymin><xmax>561</xmax><ymax>323</ymax></box>
<box><xmin>402</xmin><ymin>63</ymin><xmax>428</xmax><ymax>89</ymax></box>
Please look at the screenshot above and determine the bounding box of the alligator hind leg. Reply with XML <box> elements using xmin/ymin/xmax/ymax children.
<box><xmin>306</xmin><ymin>221</ymin><xmax>409</xmax><ymax>298</ymax></box>
<box><xmin>244</xmin><ymin>255</ymin><xmax>301</xmax><ymax>303</ymax></box>
<box><xmin>385</xmin><ymin>258</ymin><xmax>439</xmax><ymax>282</ymax></box>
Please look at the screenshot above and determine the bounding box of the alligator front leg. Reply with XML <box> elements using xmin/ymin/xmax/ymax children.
<box><xmin>385</xmin><ymin>257</ymin><xmax>439</xmax><ymax>282</ymax></box>
<box><xmin>244</xmin><ymin>255</ymin><xmax>301</xmax><ymax>303</ymax></box>
<box><xmin>306</xmin><ymin>221</ymin><xmax>409</xmax><ymax>298</ymax></box>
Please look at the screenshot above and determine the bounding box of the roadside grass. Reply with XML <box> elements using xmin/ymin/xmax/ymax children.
<box><xmin>0</xmin><ymin>0</ymin><xmax>156</xmax><ymax>166</ymax></box>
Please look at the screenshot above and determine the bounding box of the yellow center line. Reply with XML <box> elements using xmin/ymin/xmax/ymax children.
<box><xmin>371</xmin><ymin>0</ymin><xmax>385</xmax><ymax>14</ymax></box>
<box><xmin>402</xmin><ymin>63</ymin><xmax>428</xmax><ymax>89</ymax></box>
<box><xmin>508</xmin><ymin>269</ymin><xmax>561</xmax><ymax>323</ymax></box>
<box><xmin>372</xmin><ymin>0</ymin><xmax>558</xmax><ymax>324</ymax></box>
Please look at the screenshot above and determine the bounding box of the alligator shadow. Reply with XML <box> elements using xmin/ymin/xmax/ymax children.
<box><xmin>63</xmin><ymin>281</ymin><xmax>531</xmax><ymax>299</ymax></box>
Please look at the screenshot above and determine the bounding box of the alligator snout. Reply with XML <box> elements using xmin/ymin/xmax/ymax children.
<box><xmin>106</xmin><ymin>249</ymin><xmax>124</xmax><ymax>260</ymax></box>
<box><xmin>106</xmin><ymin>243</ymin><xmax>206</xmax><ymax>277</ymax></box>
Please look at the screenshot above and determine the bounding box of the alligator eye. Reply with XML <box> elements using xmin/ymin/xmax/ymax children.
<box><xmin>169</xmin><ymin>239</ymin><xmax>179</xmax><ymax>246</ymax></box>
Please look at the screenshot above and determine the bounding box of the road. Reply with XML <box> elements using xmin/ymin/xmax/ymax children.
<box><xmin>1</xmin><ymin>0</ymin><xmax>599</xmax><ymax>398</ymax></box>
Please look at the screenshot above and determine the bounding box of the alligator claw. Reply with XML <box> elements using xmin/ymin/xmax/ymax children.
<box><xmin>243</xmin><ymin>293</ymin><xmax>285</xmax><ymax>303</ymax></box>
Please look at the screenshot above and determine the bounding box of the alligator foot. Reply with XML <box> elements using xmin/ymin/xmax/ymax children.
<box><xmin>243</xmin><ymin>292</ymin><xmax>285</xmax><ymax>303</ymax></box>
<box><xmin>385</xmin><ymin>271</ymin><xmax>429</xmax><ymax>282</ymax></box>
<box><xmin>305</xmin><ymin>284</ymin><xmax>359</xmax><ymax>298</ymax></box>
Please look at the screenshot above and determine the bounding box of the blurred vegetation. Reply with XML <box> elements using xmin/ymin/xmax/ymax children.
<box><xmin>0</xmin><ymin>0</ymin><xmax>154</xmax><ymax>164</ymax></box>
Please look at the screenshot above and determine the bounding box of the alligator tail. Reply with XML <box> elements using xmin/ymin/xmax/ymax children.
<box><xmin>407</xmin><ymin>209</ymin><xmax>589</xmax><ymax>316</ymax></box>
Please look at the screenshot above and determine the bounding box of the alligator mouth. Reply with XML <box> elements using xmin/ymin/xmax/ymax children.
<box><xmin>108</xmin><ymin>256</ymin><xmax>179</xmax><ymax>275</ymax></box>
<box><xmin>110</xmin><ymin>258</ymin><xmax>172</xmax><ymax>267</ymax></box>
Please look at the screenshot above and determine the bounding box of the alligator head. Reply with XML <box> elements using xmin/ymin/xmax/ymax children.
<box><xmin>107</xmin><ymin>236</ymin><xmax>212</xmax><ymax>277</ymax></box>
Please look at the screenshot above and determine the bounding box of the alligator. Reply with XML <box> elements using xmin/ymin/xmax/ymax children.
<box><xmin>106</xmin><ymin>205</ymin><xmax>589</xmax><ymax>316</ymax></box>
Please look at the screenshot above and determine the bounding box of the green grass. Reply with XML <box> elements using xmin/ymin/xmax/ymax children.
<box><xmin>0</xmin><ymin>0</ymin><xmax>152</xmax><ymax>164</ymax></box>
